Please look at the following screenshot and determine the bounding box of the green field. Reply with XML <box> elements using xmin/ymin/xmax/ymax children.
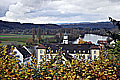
<box><xmin>0</xmin><ymin>34</ymin><xmax>55</xmax><ymax>45</ymax></box>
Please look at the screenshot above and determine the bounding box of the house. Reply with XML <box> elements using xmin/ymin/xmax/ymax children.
<box><xmin>13</xmin><ymin>46</ymin><xmax>31</xmax><ymax>66</ymax></box>
<box><xmin>35</xmin><ymin>43</ymin><xmax>73</xmax><ymax>65</ymax></box>
<box><xmin>90</xmin><ymin>45</ymin><xmax>100</xmax><ymax>60</ymax></box>
<box><xmin>35</xmin><ymin>43</ymin><xmax>100</xmax><ymax>64</ymax></box>
<box><xmin>33</xmin><ymin>32</ymin><xmax>100</xmax><ymax>65</ymax></box>
<box><xmin>97</xmin><ymin>40</ymin><xmax>107</xmax><ymax>49</ymax></box>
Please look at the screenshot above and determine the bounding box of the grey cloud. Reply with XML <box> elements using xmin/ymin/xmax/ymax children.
<box><xmin>0</xmin><ymin>0</ymin><xmax>19</xmax><ymax>17</ymax></box>
<box><xmin>109</xmin><ymin>0</ymin><xmax>120</xmax><ymax>2</ymax></box>
<box><xmin>0</xmin><ymin>0</ymin><xmax>120</xmax><ymax>23</ymax></box>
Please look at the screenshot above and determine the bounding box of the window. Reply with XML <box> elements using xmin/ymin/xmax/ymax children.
<box><xmin>44</xmin><ymin>55</ymin><xmax>46</xmax><ymax>58</ymax></box>
<box><xmin>47</xmin><ymin>55</ymin><xmax>49</xmax><ymax>59</ymax></box>
<box><xmin>83</xmin><ymin>55</ymin><xmax>85</xmax><ymax>59</ymax></box>
<box><xmin>40</xmin><ymin>50</ymin><xmax>43</xmax><ymax>53</ymax></box>
<box><xmin>94</xmin><ymin>51</ymin><xmax>96</xmax><ymax>54</ymax></box>
<box><xmin>94</xmin><ymin>55</ymin><xmax>96</xmax><ymax>59</ymax></box>
<box><xmin>90</xmin><ymin>55</ymin><xmax>92</xmax><ymax>59</ymax></box>
<box><xmin>79</xmin><ymin>55</ymin><xmax>81</xmax><ymax>59</ymax></box>
<box><xmin>88</xmin><ymin>50</ymin><xmax>89</xmax><ymax>53</ymax></box>
<box><xmin>88</xmin><ymin>55</ymin><xmax>89</xmax><ymax>59</ymax></box>
<box><xmin>74</xmin><ymin>55</ymin><xmax>76</xmax><ymax>58</ymax></box>
<box><xmin>74</xmin><ymin>50</ymin><xmax>76</xmax><ymax>53</ymax></box>
<box><xmin>14</xmin><ymin>51</ymin><xmax>17</xmax><ymax>54</ymax></box>
<box><xmin>40</xmin><ymin>55</ymin><xmax>42</xmax><ymax>59</ymax></box>
<box><xmin>79</xmin><ymin>50</ymin><xmax>81</xmax><ymax>53</ymax></box>
<box><xmin>51</xmin><ymin>55</ymin><xmax>53</xmax><ymax>59</ymax></box>
<box><xmin>56</xmin><ymin>50</ymin><xmax>57</xmax><ymax>53</ymax></box>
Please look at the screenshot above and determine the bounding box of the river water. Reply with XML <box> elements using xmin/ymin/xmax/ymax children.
<box><xmin>73</xmin><ymin>34</ymin><xmax>108</xmax><ymax>44</ymax></box>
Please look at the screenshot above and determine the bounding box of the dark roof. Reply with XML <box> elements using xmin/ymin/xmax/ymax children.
<box><xmin>17</xmin><ymin>47</ymin><xmax>31</xmax><ymax>58</ymax></box>
<box><xmin>43</xmin><ymin>43</ymin><xmax>59</xmax><ymax>54</ymax></box>
<box><xmin>59</xmin><ymin>44</ymin><xmax>94</xmax><ymax>54</ymax></box>
<box><xmin>36</xmin><ymin>44</ymin><xmax>46</xmax><ymax>49</ymax></box>
<box><xmin>43</xmin><ymin>43</ymin><xmax>95</xmax><ymax>54</ymax></box>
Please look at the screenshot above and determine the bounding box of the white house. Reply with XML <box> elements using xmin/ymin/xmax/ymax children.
<box><xmin>34</xmin><ymin>43</ymin><xmax>100</xmax><ymax>65</ymax></box>
<box><xmin>13</xmin><ymin>46</ymin><xmax>31</xmax><ymax>66</ymax></box>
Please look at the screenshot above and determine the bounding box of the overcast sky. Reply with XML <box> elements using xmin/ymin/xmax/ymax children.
<box><xmin>0</xmin><ymin>0</ymin><xmax>120</xmax><ymax>24</ymax></box>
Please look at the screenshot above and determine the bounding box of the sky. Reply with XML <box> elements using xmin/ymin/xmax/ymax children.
<box><xmin>0</xmin><ymin>0</ymin><xmax>120</xmax><ymax>24</ymax></box>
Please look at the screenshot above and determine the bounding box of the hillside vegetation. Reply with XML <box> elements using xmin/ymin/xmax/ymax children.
<box><xmin>0</xmin><ymin>42</ymin><xmax>120</xmax><ymax>79</ymax></box>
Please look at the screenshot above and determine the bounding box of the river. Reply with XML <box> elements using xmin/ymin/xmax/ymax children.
<box><xmin>73</xmin><ymin>34</ymin><xmax>108</xmax><ymax>44</ymax></box>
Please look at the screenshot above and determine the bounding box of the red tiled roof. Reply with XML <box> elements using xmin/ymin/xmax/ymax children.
<box><xmin>36</xmin><ymin>44</ymin><xmax>46</xmax><ymax>49</ymax></box>
<box><xmin>97</xmin><ymin>40</ymin><xmax>107</xmax><ymax>44</ymax></box>
<box><xmin>87</xmin><ymin>41</ymin><xmax>92</xmax><ymax>44</ymax></box>
<box><xmin>90</xmin><ymin>45</ymin><xmax>100</xmax><ymax>49</ymax></box>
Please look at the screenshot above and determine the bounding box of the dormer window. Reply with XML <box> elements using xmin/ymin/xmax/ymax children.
<box><xmin>83</xmin><ymin>51</ymin><xmax>85</xmax><ymax>53</ymax></box>
<box><xmin>88</xmin><ymin>50</ymin><xmax>89</xmax><ymax>53</ymax></box>
<box><xmin>47</xmin><ymin>50</ymin><xmax>49</xmax><ymax>53</ymax></box>
<box><xmin>74</xmin><ymin>50</ymin><xmax>76</xmax><ymax>53</ymax></box>
<box><xmin>67</xmin><ymin>50</ymin><xmax>69</xmax><ymax>53</ymax></box>
<box><xmin>56</xmin><ymin>50</ymin><xmax>57</xmax><ymax>53</ymax></box>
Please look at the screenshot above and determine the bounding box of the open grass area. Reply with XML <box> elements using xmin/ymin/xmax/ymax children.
<box><xmin>0</xmin><ymin>34</ymin><xmax>54</xmax><ymax>38</ymax></box>
<box><xmin>0</xmin><ymin>41</ymin><xmax>25</xmax><ymax>45</ymax></box>
<box><xmin>0</xmin><ymin>34</ymin><xmax>55</xmax><ymax>45</ymax></box>
<box><xmin>0</xmin><ymin>37</ymin><xmax>28</xmax><ymax>42</ymax></box>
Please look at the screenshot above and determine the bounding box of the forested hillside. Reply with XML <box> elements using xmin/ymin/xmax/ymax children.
<box><xmin>0</xmin><ymin>20</ymin><xmax>61</xmax><ymax>30</ymax></box>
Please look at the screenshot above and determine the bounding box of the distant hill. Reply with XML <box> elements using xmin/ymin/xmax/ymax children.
<box><xmin>60</xmin><ymin>22</ymin><xmax>115</xmax><ymax>29</ymax></box>
<box><xmin>0</xmin><ymin>20</ymin><xmax>61</xmax><ymax>30</ymax></box>
<box><xmin>0</xmin><ymin>20</ymin><xmax>115</xmax><ymax>30</ymax></box>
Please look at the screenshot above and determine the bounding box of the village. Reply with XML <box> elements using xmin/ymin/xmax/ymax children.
<box><xmin>0</xmin><ymin>0</ymin><xmax>120</xmax><ymax>79</ymax></box>
<box><xmin>12</xmin><ymin>31</ymin><xmax>114</xmax><ymax>66</ymax></box>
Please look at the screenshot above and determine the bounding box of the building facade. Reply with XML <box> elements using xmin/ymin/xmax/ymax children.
<box><xmin>13</xmin><ymin>46</ymin><xmax>31</xmax><ymax>66</ymax></box>
<box><xmin>34</xmin><ymin>32</ymin><xmax>100</xmax><ymax>65</ymax></box>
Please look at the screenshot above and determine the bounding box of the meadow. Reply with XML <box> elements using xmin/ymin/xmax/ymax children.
<box><xmin>0</xmin><ymin>34</ymin><xmax>55</xmax><ymax>45</ymax></box>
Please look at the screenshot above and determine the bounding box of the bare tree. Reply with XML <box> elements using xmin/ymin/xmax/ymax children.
<box><xmin>37</xmin><ymin>27</ymin><xmax>41</xmax><ymax>43</ymax></box>
<box><xmin>32</xmin><ymin>28</ymin><xmax>35</xmax><ymax>42</ymax></box>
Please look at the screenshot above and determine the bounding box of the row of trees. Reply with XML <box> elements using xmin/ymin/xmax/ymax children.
<box><xmin>32</xmin><ymin>27</ymin><xmax>41</xmax><ymax>44</ymax></box>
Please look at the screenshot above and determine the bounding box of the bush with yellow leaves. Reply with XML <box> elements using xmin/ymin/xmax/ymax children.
<box><xmin>0</xmin><ymin>44</ymin><xmax>120</xmax><ymax>80</ymax></box>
